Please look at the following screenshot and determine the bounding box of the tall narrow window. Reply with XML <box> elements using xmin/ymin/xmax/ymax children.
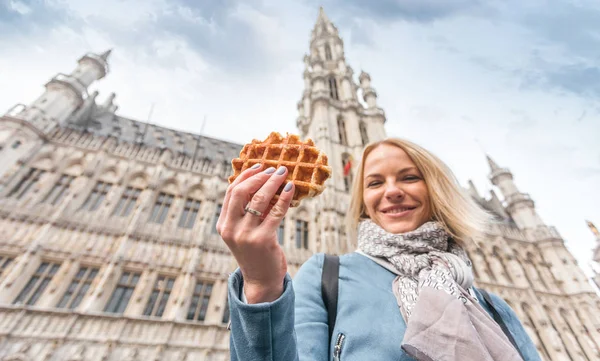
<box><xmin>13</xmin><ymin>262</ymin><xmax>61</xmax><ymax>305</ymax></box>
<box><xmin>221</xmin><ymin>160</ymin><xmax>231</xmax><ymax>178</ymax></box>
<box><xmin>149</xmin><ymin>192</ymin><xmax>174</xmax><ymax>224</ymax></box>
<box><xmin>200</xmin><ymin>157</ymin><xmax>212</xmax><ymax>173</ymax></box>
<box><xmin>57</xmin><ymin>266</ymin><xmax>98</xmax><ymax>309</ymax></box>
<box><xmin>0</xmin><ymin>255</ymin><xmax>14</xmax><ymax>279</ymax></box>
<box><xmin>526</xmin><ymin>252</ymin><xmax>549</xmax><ymax>290</ymax></box>
<box><xmin>328</xmin><ymin>77</ymin><xmax>339</xmax><ymax>100</ymax></box>
<box><xmin>42</xmin><ymin>174</ymin><xmax>75</xmax><ymax>205</ymax></box>
<box><xmin>187</xmin><ymin>280</ymin><xmax>214</xmax><ymax>321</ymax></box>
<box><xmin>8</xmin><ymin>168</ymin><xmax>45</xmax><ymax>199</ymax></box>
<box><xmin>178</xmin><ymin>198</ymin><xmax>202</xmax><ymax>229</ymax></box>
<box><xmin>113</xmin><ymin>186</ymin><xmax>141</xmax><ymax>217</ymax></box>
<box><xmin>104</xmin><ymin>271</ymin><xmax>140</xmax><ymax>314</ymax></box>
<box><xmin>337</xmin><ymin>117</ymin><xmax>348</xmax><ymax>146</ymax></box>
<box><xmin>143</xmin><ymin>275</ymin><xmax>175</xmax><ymax>317</ymax></box>
<box><xmin>212</xmin><ymin>204</ymin><xmax>222</xmax><ymax>234</ymax></box>
<box><xmin>325</xmin><ymin>44</ymin><xmax>332</xmax><ymax>60</ymax></box>
<box><xmin>295</xmin><ymin>220</ymin><xmax>309</xmax><ymax>249</ymax></box>
<box><xmin>359</xmin><ymin>121</ymin><xmax>369</xmax><ymax>145</ymax></box>
<box><xmin>80</xmin><ymin>182</ymin><xmax>112</xmax><ymax>212</ymax></box>
<box><xmin>492</xmin><ymin>246</ymin><xmax>513</xmax><ymax>283</ymax></box>
<box><xmin>222</xmin><ymin>295</ymin><xmax>230</xmax><ymax>324</ymax></box>
<box><xmin>277</xmin><ymin>219</ymin><xmax>285</xmax><ymax>245</ymax></box>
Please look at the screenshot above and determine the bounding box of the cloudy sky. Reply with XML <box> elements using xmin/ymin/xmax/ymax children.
<box><xmin>1</xmin><ymin>0</ymin><xmax>599</xmax><ymax>278</ymax></box>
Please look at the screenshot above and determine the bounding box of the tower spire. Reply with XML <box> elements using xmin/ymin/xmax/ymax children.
<box><xmin>486</xmin><ymin>154</ymin><xmax>501</xmax><ymax>172</ymax></box>
<box><xmin>587</xmin><ymin>220</ymin><xmax>600</xmax><ymax>240</ymax></box>
<box><xmin>315</xmin><ymin>6</ymin><xmax>332</xmax><ymax>28</ymax></box>
<box><xmin>296</xmin><ymin>7</ymin><xmax>387</xmax><ymax>254</ymax></box>
<box><xmin>311</xmin><ymin>6</ymin><xmax>339</xmax><ymax>43</ymax></box>
<box><xmin>100</xmin><ymin>49</ymin><xmax>112</xmax><ymax>61</ymax></box>
<box><xmin>487</xmin><ymin>156</ymin><xmax>546</xmax><ymax>230</ymax></box>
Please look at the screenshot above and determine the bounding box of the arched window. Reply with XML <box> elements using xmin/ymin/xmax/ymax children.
<box><xmin>149</xmin><ymin>191</ymin><xmax>175</xmax><ymax>224</ymax></box>
<box><xmin>80</xmin><ymin>181</ymin><xmax>112</xmax><ymax>212</ymax></box>
<box><xmin>325</xmin><ymin>44</ymin><xmax>332</xmax><ymax>60</ymax></box>
<box><xmin>526</xmin><ymin>252</ymin><xmax>549</xmax><ymax>290</ymax></box>
<box><xmin>492</xmin><ymin>246</ymin><xmax>513</xmax><ymax>284</ymax></box>
<box><xmin>337</xmin><ymin>116</ymin><xmax>348</xmax><ymax>146</ymax></box>
<box><xmin>328</xmin><ymin>77</ymin><xmax>339</xmax><ymax>100</ymax></box>
<box><xmin>113</xmin><ymin>186</ymin><xmax>142</xmax><ymax>217</ymax></box>
<box><xmin>359</xmin><ymin>121</ymin><xmax>369</xmax><ymax>145</ymax></box>
<box><xmin>178</xmin><ymin>196</ymin><xmax>202</xmax><ymax>229</ymax></box>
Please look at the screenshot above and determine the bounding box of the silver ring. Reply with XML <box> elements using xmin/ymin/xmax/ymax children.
<box><xmin>244</xmin><ymin>206</ymin><xmax>263</xmax><ymax>217</ymax></box>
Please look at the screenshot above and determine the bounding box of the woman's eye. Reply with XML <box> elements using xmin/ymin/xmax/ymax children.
<box><xmin>404</xmin><ymin>176</ymin><xmax>420</xmax><ymax>181</ymax></box>
<box><xmin>367</xmin><ymin>181</ymin><xmax>381</xmax><ymax>187</ymax></box>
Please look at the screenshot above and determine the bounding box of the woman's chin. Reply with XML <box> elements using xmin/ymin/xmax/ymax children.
<box><xmin>381</xmin><ymin>222</ymin><xmax>417</xmax><ymax>234</ymax></box>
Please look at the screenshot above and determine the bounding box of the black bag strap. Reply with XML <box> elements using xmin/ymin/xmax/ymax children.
<box><xmin>480</xmin><ymin>289</ymin><xmax>525</xmax><ymax>360</ymax></box>
<box><xmin>321</xmin><ymin>254</ymin><xmax>339</xmax><ymax>346</ymax></box>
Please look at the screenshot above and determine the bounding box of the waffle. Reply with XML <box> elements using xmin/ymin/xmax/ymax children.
<box><xmin>229</xmin><ymin>132</ymin><xmax>332</xmax><ymax>207</ymax></box>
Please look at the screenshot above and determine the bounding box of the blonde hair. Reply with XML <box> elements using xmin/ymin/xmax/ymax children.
<box><xmin>348</xmin><ymin>138</ymin><xmax>491</xmax><ymax>246</ymax></box>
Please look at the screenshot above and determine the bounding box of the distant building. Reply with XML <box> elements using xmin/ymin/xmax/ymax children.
<box><xmin>0</xmin><ymin>8</ymin><xmax>598</xmax><ymax>361</ymax></box>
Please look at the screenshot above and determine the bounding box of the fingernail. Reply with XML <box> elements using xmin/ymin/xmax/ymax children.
<box><xmin>275</xmin><ymin>166</ymin><xmax>286</xmax><ymax>175</ymax></box>
<box><xmin>251</xmin><ymin>163</ymin><xmax>261</xmax><ymax>169</ymax></box>
<box><xmin>284</xmin><ymin>182</ymin><xmax>293</xmax><ymax>192</ymax></box>
<box><xmin>264</xmin><ymin>167</ymin><xmax>276</xmax><ymax>174</ymax></box>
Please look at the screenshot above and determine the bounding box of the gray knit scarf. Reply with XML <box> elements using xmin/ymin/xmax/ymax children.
<box><xmin>357</xmin><ymin>219</ymin><xmax>474</xmax><ymax>320</ymax></box>
<box><xmin>357</xmin><ymin>219</ymin><xmax>523</xmax><ymax>361</ymax></box>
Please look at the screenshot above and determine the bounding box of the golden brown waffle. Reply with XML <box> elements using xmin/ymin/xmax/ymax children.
<box><xmin>229</xmin><ymin>132</ymin><xmax>332</xmax><ymax>207</ymax></box>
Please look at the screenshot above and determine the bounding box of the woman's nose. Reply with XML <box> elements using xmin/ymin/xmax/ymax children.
<box><xmin>383</xmin><ymin>183</ymin><xmax>404</xmax><ymax>200</ymax></box>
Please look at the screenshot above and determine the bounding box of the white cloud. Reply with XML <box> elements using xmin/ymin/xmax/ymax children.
<box><xmin>9</xmin><ymin>0</ymin><xmax>31</xmax><ymax>15</ymax></box>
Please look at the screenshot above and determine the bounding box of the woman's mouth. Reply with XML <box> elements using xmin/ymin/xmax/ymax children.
<box><xmin>381</xmin><ymin>206</ymin><xmax>417</xmax><ymax>217</ymax></box>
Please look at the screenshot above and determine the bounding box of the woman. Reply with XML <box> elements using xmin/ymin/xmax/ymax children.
<box><xmin>217</xmin><ymin>138</ymin><xmax>541</xmax><ymax>361</ymax></box>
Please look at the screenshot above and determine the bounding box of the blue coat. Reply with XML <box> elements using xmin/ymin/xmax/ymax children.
<box><xmin>227</xmin><ymin>252</ymin><xmax>541</xmax><ymax>361</ymax></box>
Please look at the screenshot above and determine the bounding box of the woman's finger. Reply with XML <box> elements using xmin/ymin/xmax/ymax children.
<box><xmin>261</xmin><ymin>181</ymin><xmax>294</xmax><ymax>230</ymax></box>
<box><xmin>225</xmin><ymin>166</ymin><xmax>280</xmax><ymax>222</ymax></box>
<box><xmin>240</xmin><ymin>166</ymin><xmax>289</xmax><ymax>225</ymax></box>
<box><xmin>219</xmin><ymin>163</ymin><xmax>263</xmax><ymax>226</ymax></box>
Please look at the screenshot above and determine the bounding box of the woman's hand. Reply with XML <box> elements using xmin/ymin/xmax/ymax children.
<box><xmin>216</xmin><ymin>164</ymin><xmax>294</xmax><ymax>304</ymax></box>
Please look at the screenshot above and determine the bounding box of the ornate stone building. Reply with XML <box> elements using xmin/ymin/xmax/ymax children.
<box><xmin>0</xmin><ymin>8</ymin><xmax>598</xmax><ymax>361</ymax></box>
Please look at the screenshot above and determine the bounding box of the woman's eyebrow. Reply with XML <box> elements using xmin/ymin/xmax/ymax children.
<box><xmin>365</xmin><ymin>166</ymin><xmax>418</xmax><ymax>179</ymax></box>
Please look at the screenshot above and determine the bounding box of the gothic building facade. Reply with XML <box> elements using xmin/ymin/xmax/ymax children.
<box><xmin>0</xmin><ymin>8</ymin><xmax>598</xmax><ymax>361</ymax></box>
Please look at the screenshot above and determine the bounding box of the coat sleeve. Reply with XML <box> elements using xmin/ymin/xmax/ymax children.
<box><xmin>227</xmin><ymin>254</ymin><xmax>329</xmax><ymax>361</ymax></box>
<box><xmin>483</xmin><ymin>291</ymin><xmax>542</xmax><ymax>361</ymax></box>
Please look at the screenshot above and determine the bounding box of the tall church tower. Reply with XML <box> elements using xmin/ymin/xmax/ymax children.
<box><xmin>297</xmin><ymin>8</ymin><xmax>387</xmax><ymax>253</ymax></box>
<box><xmin>0</xmin><ymin>50</ymin><xmax>113</xmax><ymax>182</ymax></box>
<box><xmin>15</xmin><ymin>50</ymin><xmax>111</xmax><ymax>130</ymax></box>
<box><xmin>488</xmin><ymin>155</ymin><xmax>594</xmax><ymax>294</ymax></box>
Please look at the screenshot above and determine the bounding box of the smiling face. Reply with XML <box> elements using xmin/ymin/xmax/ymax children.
<box><xmin>362</xmin><ymin>143</ymin><xmax>432</xmax><ymax>234</ymax></box>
